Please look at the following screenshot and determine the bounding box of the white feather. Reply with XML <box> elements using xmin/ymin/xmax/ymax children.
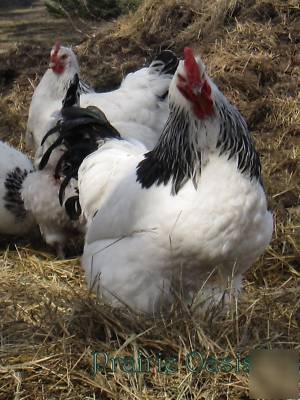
<box><xmin>26</xmin><ymin>45</ymin><xmax>84</xmax><ymax>151</ymax></box>
<box><xmin>80</xmin><ymin>67</ymin><xmax>171</xmax><ymax>140</ymax></box>
<box><xmin>79</xmin><ymin>56</ymin><xmax>273</xmax><ymax>313</ymax></box>
<box><xmin>25</xmin><ymin>49</ymin><xmax>176</xmax><ymax>256</ymax></box>
<box><xmin>21</xmin><ymin>169</ymin><xmax>82</xmax><ymax>248</ymax></box>
<box><xmin>27</xmin><ymin>47</ymin><xmax>173</xmax><ymax>153</ymax></box>
<box><xmin>21</xmin><ymin>145</ymin><xmax>84</xmax><ymax>255</ymax></box>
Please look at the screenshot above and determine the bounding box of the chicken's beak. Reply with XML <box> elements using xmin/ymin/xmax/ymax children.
<box><xmin>49</xmin><ymin>62</ymin><xmax>55</xmax><ymax>68</ymax></box>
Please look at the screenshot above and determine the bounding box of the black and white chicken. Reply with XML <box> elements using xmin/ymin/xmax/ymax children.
<box><xmin>23</xmin><ymin>75</ymin><xmax>89</xmax><ymax>257</ymax></box>
<box><xmin>0</xmin><ymin>75</ymin><xmax>87</xmax><ymax>256</ymax></box>
<box><xmin>63</xmin><ymin>48</ymin><xmax>273</xmax><ymax>313</ymax></box>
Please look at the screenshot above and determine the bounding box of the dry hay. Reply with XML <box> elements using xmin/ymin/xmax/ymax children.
<box><xmin>1</xmin><ymin>248</ymin><xmax>298</xmax><ymax>399</ymax></box>
<box><xmin>0</xmin><ymin>0</ymin><xmax>299</xmax><ymax>399</ymax></box>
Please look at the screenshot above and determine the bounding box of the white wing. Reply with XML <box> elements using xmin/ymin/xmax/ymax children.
<box><xmin>80</xmin><ymin>61</ymin><xmax>175</xmax><ymax>135</ymax></box>
<box><xmin>78</xmin><ymin>138</ymin><xmax>146</xmax><ymax>225</ymax></box>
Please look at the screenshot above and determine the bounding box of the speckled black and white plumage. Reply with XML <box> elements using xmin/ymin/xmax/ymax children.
<box><xmin>4</xmin><ymin>167</ymin><xmax>29</xmax><ymax>220</ymax></box>
<box><xmin>136</xmin><ymin>87</ymin><xmax>262</xmax><ymax>194</ymax></box>
<box><xmin>0</xmin><ymin>141</ymin><xmax>35</xmax><ymax>236</ymax></box>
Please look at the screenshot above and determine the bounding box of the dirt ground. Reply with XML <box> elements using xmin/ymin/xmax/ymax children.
<box><xmin>0</xmin><ymin>0</ymin><xmax>95</xmax><ymax>146</ymax></box>
<box><xmin>0</xmin><ymin>0</ymin><xmax>87</xmax><ymax>54</ymax></box>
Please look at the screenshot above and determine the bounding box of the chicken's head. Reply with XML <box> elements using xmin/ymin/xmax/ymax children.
<box><xmin>50</xmin><ymin>41</ymin><xmax>79</xmax><ymax>75</ymax></box>
<box><xmin>176</xmin><ymin>48</ymin><xmax>214</xmax><ymax>119</ymax></box>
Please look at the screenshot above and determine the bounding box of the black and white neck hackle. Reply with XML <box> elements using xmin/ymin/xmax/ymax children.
<box><xmin>137</xmin><ymin>49</ymin><xmax>261</xmax><ymax>194</ymax></box>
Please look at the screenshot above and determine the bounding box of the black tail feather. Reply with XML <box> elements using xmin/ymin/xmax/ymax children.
<box><xmin>39</xmin><ymin>135</ymin><xmax>65</xmax><ymax>170</ymax></box>
<box><xmin>62</xmin><ymin>73</ymin><xmax>80</xmax><ymax>108</ymax></box>
<box><xmin>55</xmin><ymin>141</ymin><xmax>99</xmax><ymax>181</ymax></box>
<box><xmin>40</xmin><ymin>108</ymin><xmax>121</xmax><ymax>217</ymax></box>
<box><xmin>39</xmin><ymin>108</ymin><xmax>121</xmax><ymax>171</ymax></box>
<box><xmin>39</xmin><ymin>74</ymin><xmax>122</xmax><ymax>221</ymax></box>
<box><xmin>149</xmin><ymin>50</ymin><xmax>179</xmax><ymax>76</ymax></box>
<box><xmin>65</xmin><ymin>196</ymin><xmax>81</xmax><ymax>220</ymax></box>
<box><xmin>40</xmin><ymin>125</ymin><xmax>60</xmax><ymax>146</ymax></box>
<box><xmin>59</xmin><ymin>170</ymin><xmax>77</xmax><ymax>205</ymax></box>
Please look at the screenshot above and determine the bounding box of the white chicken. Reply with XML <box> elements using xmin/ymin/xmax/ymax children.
<box><xmin>26</xmin><ymin>41</ymin><xmax>93</xmax><ymax>151</ymax></box>
<box><xmin>79</xmin><ymin>50</ymin><xmax>179</xmax><ymax>144</ymax></box>
<box><xmin>27</xmin><ymin>43</ymin><xmax>178</xmax><ymax>153</ymax></box>
<box><xmin>72</xmin><ymin>48</ymin><xmax>273</xmax><ymax>313</ymax></box>
<box><xmin>0</xmin><ymin>141</ymin><xmax>36</xmax><ymax>236</ymax></box>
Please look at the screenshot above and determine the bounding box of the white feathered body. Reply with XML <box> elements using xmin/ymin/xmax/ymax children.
<box><xmin>80</xmin><ymin>136</ymin><xmax>272</xmax><ymax>312</ymax></box>
<box><xmin>24</xmin><ymin>58</ymin><xmax>175</xmax><ymax>252</ymax></box>
<box><xmin>22</xmin><ymin>170</ymin><xmax>81</xmax><ymax>248</ymax></box>
<box><xmin>26</xmin><ymin>45</ymin><xmax>93</xmax><ymax>151</ymax></box>
<box><xmin>77</xmin><ymin>54</ymin><xmax>274</xmax><ymax>312</ymax></box>
<box><xmin>0</xmin><ymin>141</ymin><xmax>36</xmax><ymax>235</ymax></box>
<box><xmin>80</xmin><ymin>68</ymin><xmax>172</xmax><ymax>144</ymax></box>
<box><xmin>26</xmin><ymin>68</ymin><xmax>75</xmax><ymax>150</ymax></box>
<box><xmin>28</xmin><ymin>60</ymin><xmax>172</xmax><ymax>152</ymax></box>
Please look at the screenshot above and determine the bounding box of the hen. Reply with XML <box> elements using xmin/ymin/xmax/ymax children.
<box><xmin>26</xmin><ymin>42</ymin><xmax>93</xmax><ymax>151</ymax></box>
<box><xmin>74</xmin><ymin>48</ymin><xmax>273</xmax><ymax>313</ymax></box>
<box><xmin>23</xmin><ymin>75</ymin><xmax>88</xmax><ymax>257</ymax></box>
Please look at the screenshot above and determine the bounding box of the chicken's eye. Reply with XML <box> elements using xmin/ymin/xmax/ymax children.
<box><xmin>60</xmin><ymin>54</ymin><xmax>68</xmax><ymax>61</ymax></box>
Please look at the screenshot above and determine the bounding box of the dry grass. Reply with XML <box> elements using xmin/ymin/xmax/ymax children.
<box><xmin>0</xmin><ymin>0</ymin><xmax>299</xmax><ymax>399</ymax></box>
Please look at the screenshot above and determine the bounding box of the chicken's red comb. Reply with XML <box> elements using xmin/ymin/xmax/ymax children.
<box><xmin>183</xmin><ymin>47</ymin><xmax>201</xmax><ymax>87</ymax></box>
<box><xmin>52</xmin><ymin>40</ymin><xmax>61</xmax><ymax>57</ymax></box>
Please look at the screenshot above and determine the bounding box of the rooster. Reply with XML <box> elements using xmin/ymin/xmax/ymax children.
<box><xmin>67</xmin><ymin>48</ymin><xmax>273</xmax><ymax>313</ymax></box>
<box><xmin>38</xmin><ymin>73</ymin><xmax>122</xmax><ymax>223</ymax></box>
<box><xmin>26</xmin><ymin>41</ymin><xmax>93</xmax><ymax>151</ymax></box>
<box><xmin>28</xmin><ymin>72</ymin><xmax>131</xmax><ymax>256</ymax></box>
